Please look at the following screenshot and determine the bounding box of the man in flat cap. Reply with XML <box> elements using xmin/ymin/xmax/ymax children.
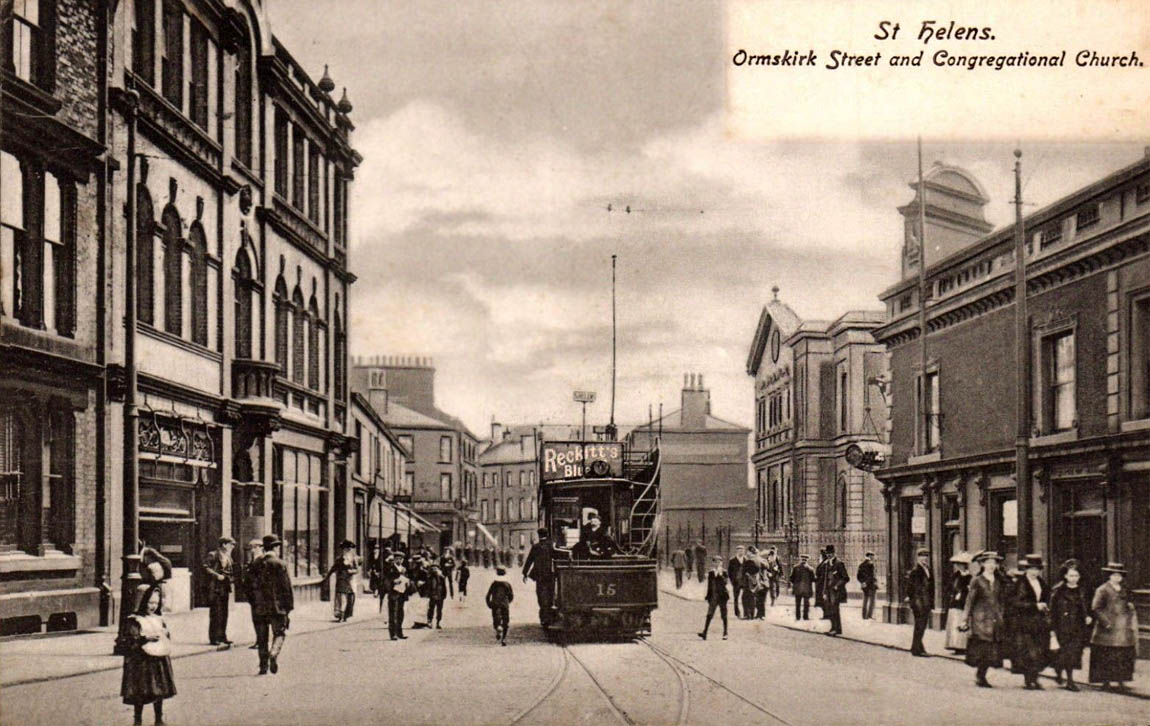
<box><xmin>790</xmin><ymin>553</ymin><xmax>817</xmax><ymax>621</ymax></box>
<box><xmin>203</xmin><ymin>535</ymin><xmax>236</xmax><ymax>645</ymax></box>
<box><xmin>251</xmin><ymin>534</ymin><xmax>294</xmax><ymax>674</ymax></box>
<box><xmin>906</xmin><ymin>547</ymin><xmax>934</xmax><ymax>656</ymax></box>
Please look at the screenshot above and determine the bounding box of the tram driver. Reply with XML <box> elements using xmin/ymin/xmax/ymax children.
<box><xmin>572</xmin><ymin>510</ymin><xmax>622</xmax><ymax>559</ymax></box>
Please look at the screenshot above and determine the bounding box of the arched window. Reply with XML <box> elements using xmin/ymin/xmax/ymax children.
<box><xmin>161</xmin><ymin>205</ymin><xmax>182</xmax><ymax>335</ymax></box>
<box><xmin>233</xmin><ymin>249</ymin><xmax>253</xmax><ymax>359</ymax></box>
<box><xmin>307</xmin><ymin>294</ymin><xmax>320</xmax><ymax>390</ymax></box>
<box><xmin>233</xmin><ymin>29</ymin><xmax>253</xmax><ymax>168</ymax></box>
<box><xmin>273</xmin><ymin>275</ymin><xmax>288</xmax><ymax>373</ymax></box>
<box><xmin>332</xmin><ymin>303</ymin><xmax>345</xmax><ymax>400</ymax></box>
<box><xmin>135</xmin><ymin>185</ymin><xmax>154</xmax><ymax>325</ymax></box>
<box><xmin>837</xmin><ymin>474</ymin><xmax>848</xmax><ymax>530</ymax></box>
<box><xmin>188</xmin><ymin>223</ymin><xmax>208</xmax><ymax>346</ymax></box>
<box><xmin>291</xmin><ymin>286</ymin><xmax>305</xmax><ymax>384</ymax></box>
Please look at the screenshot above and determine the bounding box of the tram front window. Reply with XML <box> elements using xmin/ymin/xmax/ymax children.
<box><xmin>572</xmin><ymin>508</ymin><xmax>621</xmax><ymax>559</ymax></box>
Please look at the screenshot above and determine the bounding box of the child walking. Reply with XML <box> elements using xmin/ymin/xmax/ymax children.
<box><xmin>122</xmin><ymin>585</ymin><xmax>177</xmax><ymax>725</ymax></box>
<box><xmin>425</xmin><ymin>563</ymin><xmax>448</xmax><ymax>628</ymax></box>
<box><xmin>486</xmin><ymin>566</ymin><xmax>514</xmax><ymax>646</ymax></box>
<box><xmin>457</xmin><ymin>560</ymin><xmax>470</xmax><ymax>601</ymax></box>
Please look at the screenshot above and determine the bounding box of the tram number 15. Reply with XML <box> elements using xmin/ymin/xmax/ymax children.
<box><xmin>596</xmin><ymin>582</ymin><xmax>617</xmax><ymax>597</ymax></box>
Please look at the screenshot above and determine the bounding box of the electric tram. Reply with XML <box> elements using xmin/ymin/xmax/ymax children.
<box><xmin>535</xmin><ymin>439</ymin><xmax>661</xmax><ymax>638</ymax></box>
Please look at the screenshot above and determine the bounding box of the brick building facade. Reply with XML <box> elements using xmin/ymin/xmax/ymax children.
<box><xmin>626</xmin><ymin>374</ymin><xmax>752</xmax><ymax>558</ymax></box>
<box><xmin>1</xmin><ymin>0</ymin><xmax>107</xmax><ymax>633</ymax></box>
<box><xmin>875</xmin><ymin>158</ymin><xmax>1150</xmax><ymax>654</ymax></box>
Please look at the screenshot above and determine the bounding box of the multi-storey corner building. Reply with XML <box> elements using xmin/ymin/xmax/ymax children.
<box><xmin>875</xmin><ymin>158</ymin><xmax>1150</xmax><ymax>651</ymax></box>
<box><xmin>626</xmin><ymin>374</ymin><xmax>752</xmax><ymax>557</ymax></box>
<box><xmin>1</xmin><ymin>0</ymin><xmax>108</xmax><ymax>633</ymax></box>
<box><xmin>478</xmin><ymin>424</ymin><xmax>541</xmax><ymax>555</ymax></box>
<box><xmin>350</xmin><ymin>357</ymin><xmax>479</xmax><ymax>551</ymax></box>
<box><xmin>104</xmin><ymin>0</ymin><xmax>359</xmax><ymax>608</ymax></box>
<box><xmin>746</xmin><ymin>293</ymin><xmax>890</xmax><ymax>586</ymax></box>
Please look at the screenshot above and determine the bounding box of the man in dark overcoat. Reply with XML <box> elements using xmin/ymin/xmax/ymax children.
<box><xmin>790</xmin><ymin>553</ymin><xmax>816</xmax><ymax>620</ymax></box>
<box><xmin>203</xmin><ymin>536</ymin><xmax>236</xmax><ymax>645</ymax></box>
<box><xmin>671</xmin><ymin>548</ymin><xmax>687</xmax><ymax>589</ymax></box>
<box><xmin>906</xmin><ymin>547</ymin><xmax>934</xmax><ymax>657</ymax></box>
<box><xmin>522</xmin><ymin>528</ymin><xmax>557</xmax><ymax>625</ymax></box>
<box><xmin>694</xmin><ymin>540</ymin><xmax>708</xmax><ymax>583</ymax></box>
<box><xmin>727</xmin><ymin>546</ymin><xmax>747</xmax><ymax>618</ymax></box>
<box><xmin>857</xmin><ymin>551</ymin><xmax>878</xmax><ymax>620</ymax></box>
<box><xmin>820</xmin><ymin>545</ymin><xmax>849</xmax><ymax>635</ymax></box>
<box><xmin>251</xmin><ymin>534</ymin><xmax>294</xmax><ymax>675</ymax></box>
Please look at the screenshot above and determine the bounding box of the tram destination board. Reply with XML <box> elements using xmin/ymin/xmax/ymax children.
<box><xmin>540</xmin><ymin>441</ymin><xmax>623</xmax><ymax>482</ymax></box>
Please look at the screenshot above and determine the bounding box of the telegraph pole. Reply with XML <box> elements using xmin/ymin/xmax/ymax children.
<box><xmin>1013</xmin><ymin>148</ymin><xmax>1032</xmax><ymax>553</ymax></box>
<box><xmin>608</xmin><ymin>254</ymin><xmax>618</xmax><ymax>440</ymax></box>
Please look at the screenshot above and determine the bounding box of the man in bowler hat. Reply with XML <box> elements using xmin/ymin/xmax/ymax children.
<box><xmin>203</xmin><ymin>536</ymin><xmax>236</xmax><ymax>645</ymax></box>
<box><xmin>251</xmin><ymin>534</ymin><xmax>293</xmax><ymax>674</ymax></box>
<box><xmin>906</xmin><ymin>547</ymin><xmax>934</xmax><ymax>656</ymax></box>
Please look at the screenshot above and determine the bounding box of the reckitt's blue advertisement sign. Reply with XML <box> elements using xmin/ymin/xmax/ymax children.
<box><xmin>540</xmin><ymin>441</ymin><xmax>623</xmax><ymax>482</ymax></box>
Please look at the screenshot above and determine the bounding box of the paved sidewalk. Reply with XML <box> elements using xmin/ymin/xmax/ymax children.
<box><xmin>0</xmin><ymin>597</ymin><xmax>379</xmax><ymax>687</ymax></box>
<box><xmin>0</xmin><ymin>566</ymin><xmax>507</xmax><ymax>688</ymax></box>
<box><xmin>658</xmin><ymin>569</ymin><xmax>1149</xmax><ymax>699</ymax></box>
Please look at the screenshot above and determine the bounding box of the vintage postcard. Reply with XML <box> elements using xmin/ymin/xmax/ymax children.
<box><xmin>1</xmin><ymin>0</ymin><xmax>1147</xmax><ymax>724</ymax></box>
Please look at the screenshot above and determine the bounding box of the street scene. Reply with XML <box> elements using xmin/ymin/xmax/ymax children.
<box><xmin>2</xmin><ymin>0</ymin><xmax>1149</xmax><ymax>724</ymax></box>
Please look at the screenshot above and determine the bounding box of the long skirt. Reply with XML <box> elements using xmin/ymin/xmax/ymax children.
<box><xmin>1088</xmin><ymin>644</ymin><xmax>1136</xmax><ymax>683</ymax></box>
<box><xmin>965</xmin><ymin>637</ymin><xmax>1003</xmax><ymax>668</ymax></box>
<box><xmin>1050</xmin><ymin>632</ymin><xmax>1086</xmax><ymax>671</ymax></box>
<box><xmin>945</xmin><ymin>608</ymin><xmax>968</xmax><ymax>651</ymax></box>
<box><xmin>121</xmin><ymin>653</ymin><xmax>177</xmax><ymax>705</ymax></box>
<box><xmin>1009</xmin><ymin>628</ymin><xmax>1049</xmax><ymax>674</ymax></box>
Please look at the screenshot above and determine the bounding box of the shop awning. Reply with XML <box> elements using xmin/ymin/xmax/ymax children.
<box><xmin>398</xmin><ymin>504</ymin><xmax>440</xmax><ymax>534</ymax></box>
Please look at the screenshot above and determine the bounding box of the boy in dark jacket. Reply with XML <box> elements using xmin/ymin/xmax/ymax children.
<box><xmin>485</xmin><ymin>567</ymin><xmax>514</xmax><ymax>646</ymax></box>
<box><xmin>425</xmin><ymin>564</ymin><xmax>448</xmax><ymax>628</ymax></box>
<box><xmin>698</xmin><ymin>556</ymin><xmax>730</xmax><ymax>640</ymax></box>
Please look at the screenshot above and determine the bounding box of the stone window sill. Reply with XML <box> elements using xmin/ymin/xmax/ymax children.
<box><xmin>1030</xmin><ymin>429</ymin><xmax>1079</xmax><ymax>447</ymax></box>
<box><xmin>908</xmin><ymin>451</ymin><xmax>941</xmax><ymax>465</ymax></box>
<box><xmin>1119</xmin><ymin>418</ymin><xmax>1150</xmax><ymax>433</ymax></box>
<box><xmin>0</xmin><ymin>551</ymin><xmax>81</xmax><ymax>574</ymax></box>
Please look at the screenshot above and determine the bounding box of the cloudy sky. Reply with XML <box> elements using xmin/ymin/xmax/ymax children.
<box><xmin>271</xmin><ymin>0</ymin><xmax>1146</xmax><ymax>436</ymax></box>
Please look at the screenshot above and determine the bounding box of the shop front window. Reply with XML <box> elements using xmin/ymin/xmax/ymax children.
<box><xmin>273</xmin><ymin>446</ymin><xmax>328</xmax><ymax>577</ymax></box>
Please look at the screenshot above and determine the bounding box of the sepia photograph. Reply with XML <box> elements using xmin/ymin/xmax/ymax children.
<box><xmin>0</xmin><ymin>0</ymin><xmax>1147</xmax><ymax>724</ymax></box>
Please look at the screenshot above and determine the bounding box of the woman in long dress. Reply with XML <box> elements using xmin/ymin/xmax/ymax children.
<box><xmin>1049</xmin><ymin>559</ymin><xmax>1091</xmax><ymax>691</ymax></box>
<box><xmin>1089</xmin><ymin>562</ymin><xmax>1138</xmax><ymax>691</ymax></box>
<box><xmin>962</xmin><ymin>551</ymin><xmax>1006</xmax><ymax>688</ymax></box>
<box><xmin>1008</xmin><ymin>554</ymin><xmax>1051</xmax><ymax>690</ymax></box>
<box><xmin>945</xmin><ymin>552</ymin><xmax>972</xmax><ymax>652</ymax></box>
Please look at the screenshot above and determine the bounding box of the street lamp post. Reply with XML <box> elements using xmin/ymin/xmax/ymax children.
<box><xmin>786</xmin><ymin>516</ymin><xmax>798</xmax><ymax>575</ymax></box>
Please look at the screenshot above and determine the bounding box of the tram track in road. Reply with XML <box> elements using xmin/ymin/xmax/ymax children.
<box><xmin>640</xmin><ymin>639</ymin><xmax>795</xmax><ymax>726</ymax></box>
<box><xmin>509</xmin><ymin>638</ymin><xmax>689</xmax><ymax>726</ymax></box>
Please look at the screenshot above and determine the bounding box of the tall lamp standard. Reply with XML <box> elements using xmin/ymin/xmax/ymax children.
<box><xmin>785</xmin><ymin>516</ymin><xmax>799</xmax><ymax>575</ymax></box>
<box><xmin>110</xmin><ymin>86</ymin><xmax>142</xmax><ymax>655</ymax></box>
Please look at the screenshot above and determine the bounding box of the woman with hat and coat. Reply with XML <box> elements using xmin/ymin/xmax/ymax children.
<box><xmin>1049</xmin><ymin>559</ymin><xmax>1091</xmax><ymax>691</ymax></box>
<box><xmin>1089</xmin><ymin>562</ymin><xmax>1138</xmax><ymax>690</ymax></box>
<box><xmin>961</xmin><ymin>550</ymin><xmax>1006</xmax><ymax>687</ymax></box>
<box><xmin>945</xmin><ymin>552</ymin><xmax>972</xmax><ymax>653</ymax></box>
<box><xmin>1007</xmin><ymin>554</ymin><xmax>1051</xmax><ymax>689</ymax></box>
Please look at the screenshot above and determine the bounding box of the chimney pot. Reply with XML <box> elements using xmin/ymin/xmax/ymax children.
<box><xmin>683</xmin><ymin>373</ymin><xmax>688</xmax><ymax>388</ymax></box>
<box><xmin>698</xmin><ymin>373</ymin><xmax>704</xmax><ymax>389</ymax></box>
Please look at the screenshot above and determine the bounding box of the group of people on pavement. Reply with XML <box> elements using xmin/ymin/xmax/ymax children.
<box><xmin>727</xmin><ymin>545</ymin><xmax>784</xmax><ymax>620</ymax></box>
<box><xmin>924</xmin><ymin>549</ymin><xmax>1139</xmax><ymax>692</ymax></box>
<box><xmin>368</xmin><ymin>544</ymin><xmax>471</xmax><ymax>639</ymax></box>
